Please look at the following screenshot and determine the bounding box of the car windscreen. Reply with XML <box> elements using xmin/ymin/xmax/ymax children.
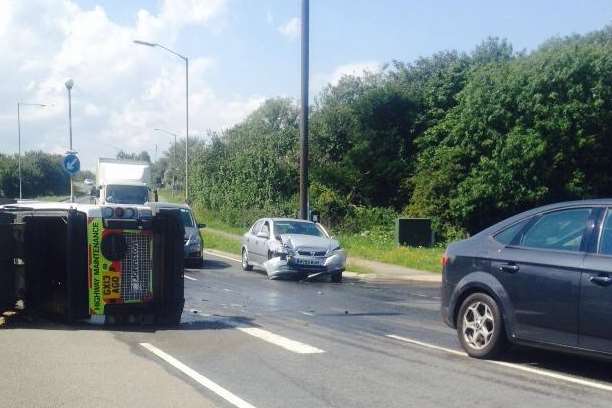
<box><xmin>274</xmin><ymin>221</ymin><xmax>326</xmax><ymax>237</ymax></box>
<box><xmin>105</xmin><ymin>185</ymin><xmax>149</xmax><ymax>205</ymax></box>
<box><xmin>179</xmin><ymin>208</ymin><xmax>195</xmax><ymax>228</ymax></box>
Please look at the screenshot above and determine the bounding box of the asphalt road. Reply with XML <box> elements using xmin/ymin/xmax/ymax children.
<box><xmin>3</xmin><ymin>253</ymin><xmax>612</xmax><ymax>407</ymax></box>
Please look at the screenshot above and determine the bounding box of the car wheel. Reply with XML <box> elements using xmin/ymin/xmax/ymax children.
<box><xmin>331</xmin><ymin>271</ymin><xmax>343</xmax><ymax>283</ymax></box>
<box><xmin>457</xmin><ymin>293</ymin><xmax>507</xmax><ymax>359</ymax></box>
<box><xmin>242</xmin><ymin>249</ymin><xmax>253</xmax><ymax>271</ymax></box>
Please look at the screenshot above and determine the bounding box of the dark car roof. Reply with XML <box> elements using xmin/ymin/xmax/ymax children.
<box><xmin>475</xmin><ymin>199</ymin><xmax>612</xmax><ymax>238</ymax></box>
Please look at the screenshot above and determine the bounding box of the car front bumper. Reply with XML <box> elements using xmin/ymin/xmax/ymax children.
<box><xmin>263</xmin><ymin>251</ymin><xmax>346</xmax><ymax>279</ymax></box>
<box><xmin>184</xmin><ymin>244</ymin><xmax>203</xmax><ymax>262</ymax></box>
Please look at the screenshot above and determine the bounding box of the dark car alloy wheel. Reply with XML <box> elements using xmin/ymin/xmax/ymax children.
<box><xmin>457</xmin><ymin>293</ymin><xmax>507</xmax><ymax>358</ymax></box>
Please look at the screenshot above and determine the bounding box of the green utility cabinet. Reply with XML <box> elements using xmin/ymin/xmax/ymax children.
<box><xmin>396</xmin><ymin>218</ymin><xmax>433</xmax><ymax>247</ymax></box>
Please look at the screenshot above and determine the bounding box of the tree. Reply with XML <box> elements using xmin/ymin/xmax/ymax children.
<box><xmin>116</xmin><ymin>150</ymin><xmax>151</xmax><ymax>162</ymax></box>
<box><xmin>0</xmin><ymin>152</ymin><xmax>70</xmax><ymax>198</ymax></box>
<box><xmin>408</xmin><ymin>27</ymin><xmax>612</xmax><ymax>238</ymax></box>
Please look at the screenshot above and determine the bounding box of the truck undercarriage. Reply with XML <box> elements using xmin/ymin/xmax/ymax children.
<box><xmin>0</xmin><ymin>205</ymin><xmax>184</xmax><ymax>325</ymax></box>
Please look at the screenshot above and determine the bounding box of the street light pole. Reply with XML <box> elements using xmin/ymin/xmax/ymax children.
<box><xmin>154</xmin><ymin>128</ymin><xmax>179</xmax><ymax>197</ymax></box>
<box><xmin>17</xmin><ymin>103</ymin><xmax>21</xmax><ymax>200</ymax></box>
<box><xmin>65</xmin><ymin>79</ymin><xmax>75</xmax><ymax>203</ymax></box>
<box><xmin>299</xmin><ymin>0</ymin><xmax>310</xmax><ymax>220</ymax></box>
<box><xmin>134</xmin><ymin>40</ymin><xmax>189</xmax><ymax>202</ymax></box>
<box><xmin>16</xmin><ymin>102</ymin><xmax>47</xmax><ymax>200</ymax></box>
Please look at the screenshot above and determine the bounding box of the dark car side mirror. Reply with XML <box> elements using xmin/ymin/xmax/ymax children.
<box><xmin>197</xmin><ymin>223</ymin><xmax>206</xmax><ymax>229</ymax></box>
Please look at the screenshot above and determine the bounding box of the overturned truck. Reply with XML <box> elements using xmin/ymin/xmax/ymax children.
<box><xmin>0</xmin><ymin>202</ymin><xmax>185</xmax><ymax>325</ymax></box>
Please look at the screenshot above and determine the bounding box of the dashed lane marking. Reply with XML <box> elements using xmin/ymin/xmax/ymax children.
<box><xmin>140</xmin><ymin>343</ymin><xmax>257</xmax><ymax>408</ymax></box>
<box><xmin>386</xmin><ymin>334</ymin><xmax>612</xmax><ymax>393</ymax></box>
<box><xmin>237</xmin><ymin>327</ymin><xmax>325</xmax><ymax>354</ymax></box>
<box><xmin>184</xmin><ymin>275</ymin><xmax>198</xmax><ymax>281</ymax></box>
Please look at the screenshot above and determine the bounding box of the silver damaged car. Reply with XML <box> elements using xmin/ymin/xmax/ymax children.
<box><xmin>241</xmin><ymin>218</ymin><xmax>346</xmax><ymax>282</ymax></box>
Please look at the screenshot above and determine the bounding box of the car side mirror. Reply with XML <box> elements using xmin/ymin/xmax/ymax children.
<box><xmin>257</xmin><ymin>231</ymin><xmax>269</xmax><ymax>239</ymax></box>
<box><xmin>197</xmin><ymin>223</ymin><xmax>206</xmax><ymax>229</ymax></box>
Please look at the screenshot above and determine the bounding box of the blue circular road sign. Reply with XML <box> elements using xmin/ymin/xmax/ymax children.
<box><xmin>63</xmin><ymin>153</ymin><xmax>80</xmax><ymax>176</ymax></box>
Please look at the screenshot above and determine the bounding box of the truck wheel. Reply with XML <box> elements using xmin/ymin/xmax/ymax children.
<box><xmin>457</xmin><ymin>293</ymin><xmax>508</xmax><ymax>359</ymax></box>
<box><xmin>242</xmin><ymin>249</ymin><xmax>253</xmax><ymax>271</ymax></box>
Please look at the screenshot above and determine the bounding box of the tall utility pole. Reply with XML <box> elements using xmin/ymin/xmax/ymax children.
<box><xmin>17</xmin><ymin>102</ymin><xmax>47</xmax><ymax>200</ymax></box>
<box><xmin>185</xmin><ymin>57</ymin><xmax>189</xmax><ymax>203</ymax></box>
<box><xmin>65</xmin><ymin>79</ymin><xmax>75</xmax><ymax>203</ymax></box>
<box><xmin>134</xmin><ymin>40</ymin><xmax>189</xmax><ymax>202</ymax></box>
<box><xmin>299</xmin><ymin>0</ymin><xmax>310</xmax><ymax>220</ymax></box>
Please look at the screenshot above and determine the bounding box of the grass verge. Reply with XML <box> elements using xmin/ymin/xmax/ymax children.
<box><xmin>338</xmin><ymin>233</ymin><xmax>444</xmax><ymax>273</ymax></box>
<box><xmin>203</xmin><ymin>228</ymin><xmax>242</xmax><ymax>255</ymax></box>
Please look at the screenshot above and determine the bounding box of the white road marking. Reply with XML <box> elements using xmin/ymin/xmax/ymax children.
<box><xmin>386</xmin><ymin>334</ymin><xmax>465</xmax><ymax>356</ymax></box>
<box><xmin>237</xmin><ymin>327</ymin><xmax>325</xmax><ymax>354</ymax></box>
<box><xmin>184</xmin><ymin>275</ymin><xmax>198</xmax><ymax>281</ymax></box>
<box><xmin>140</xmin><ymin>343</ymin><xmax>257</xmax><ymax>408</ymax></box>
<box><xmin>204</xmin><ymin>250</ymin><xmax>241</xmax><ymax>263</ymax></box>
<box><xmin>386</xmin><ymin>334</ymin><xmax>612</xmax><ymax>393</ymax></box>
<box><xmin>300</xmin><ymin>311</ymin><xmax>315</xmax><ymax>316</ymax></box>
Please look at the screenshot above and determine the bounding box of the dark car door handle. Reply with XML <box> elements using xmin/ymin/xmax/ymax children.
<box><xmin>590</xmin><ymin>275</ymin><xmax>612</xmax><ymax>287</ymax></box>
<box><xmin>499</xmin><ymin>263</ymin><xmax>520</xmax><ymax>273</ymax></box>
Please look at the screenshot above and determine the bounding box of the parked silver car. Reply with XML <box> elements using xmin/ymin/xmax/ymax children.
<box><xmin>241</xmin><ymin>218</ymin><xmax>346</xmax><ymax>281</ymax></box>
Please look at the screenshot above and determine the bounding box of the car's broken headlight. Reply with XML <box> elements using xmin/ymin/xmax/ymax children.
<box><xmin>271</xmin><ymin>242</ymin><xmax>293</xmax><ymax>260</ymax></box>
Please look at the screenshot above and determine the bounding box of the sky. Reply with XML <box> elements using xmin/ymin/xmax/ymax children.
<box><xmin>1</xmin><ymin>0</ymin><xmax>610</xmax><ymax>170</ymax></box>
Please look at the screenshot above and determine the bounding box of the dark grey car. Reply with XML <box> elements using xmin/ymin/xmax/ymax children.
<box><xmin>155</xmin><ymin>202</ymin><xmax>205</xmax><ymax>267</ymax></box>
<box><xmin>442</xmin><ymin>200</ymin><xmax>612</xmax><ymax>360</ymax></box>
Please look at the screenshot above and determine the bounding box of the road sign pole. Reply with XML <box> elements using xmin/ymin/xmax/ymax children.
<box><xmin>69</xmin><ymin>86</ymin><xmax>73</xmax><ymax>203</ymax></box>
<box><xmin>66</xmin><ymin>80</ymin><xmax>74</xmax><ymax>203</ymax></box>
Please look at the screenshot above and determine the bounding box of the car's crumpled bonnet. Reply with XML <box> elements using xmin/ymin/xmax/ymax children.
<box><xmin>279</xmin><ymin>234</ymin><xmax>337</xmax><ymax>251</ymax></box>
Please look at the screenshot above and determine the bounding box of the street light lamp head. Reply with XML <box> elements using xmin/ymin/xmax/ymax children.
<box><xmin>65</xmin><ymin>79</ymin><xmax>74</xmax><ymax>90</ymax></box>
<box><xmin>134</xmin><ymin>40</ymin><xmax>157</xmax><ymax>47</ymax></box>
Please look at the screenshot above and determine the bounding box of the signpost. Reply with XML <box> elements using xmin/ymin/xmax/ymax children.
<box><xmin>63</xmin><ymin>152</ymin><xmax>80</xmax><ymax>202</ymax></box>
<box><xmin>63</xmin><ymin>152</ymin><xmax>80</xmax><ymax>176</ymax></box>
